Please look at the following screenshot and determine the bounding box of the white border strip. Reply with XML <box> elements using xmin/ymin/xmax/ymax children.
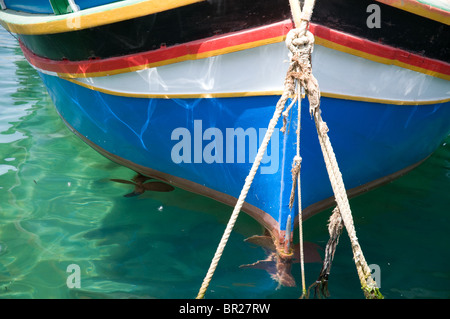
<box><xmin>66</xmin><ymin>42</ymin><xmax>449</xmax><ymax>103</ymax></box>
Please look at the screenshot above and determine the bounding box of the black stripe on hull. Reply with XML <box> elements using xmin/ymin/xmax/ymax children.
<box><xmin>18</xmin><ymin>0</ymin><xmax>449</xmax><ymax>62</ymax></box>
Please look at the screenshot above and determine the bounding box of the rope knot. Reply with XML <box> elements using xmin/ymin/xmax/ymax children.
<box><xmin>293</xmin><ymin>155</ymin><xmax>302</xmax><ymax>166</ymax></box>
<box><xmin>286</xmin><ymin>29</ymin><xmax>315</xmax><ymax>58</ymax></box>
<box><xmin>285</xmin><ymin>28</ymin><xmax>320</xmax><ymax>118</ymax></box>
<box><xmin>288</xmin><ymin>155</ymin><xmax>302</xmax><ymax>209</ymax></box>
<box><xmin>318</xmin><ymin>121</ymin><xmax>329</xmax><ymax>135</ymax></box>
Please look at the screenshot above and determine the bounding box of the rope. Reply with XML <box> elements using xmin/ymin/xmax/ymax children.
<box><xmin>308</xmin><ymin>207</ymin><xmax>344</xmax><ymax>298</ymax></box>
<box><xmin>295</xmin><ymin>86</ymin><xmax>307</xmax><ymax>298</ymax></box>
<box><xmin>314</xmin><ymin>114</ymin><xmax>382</xmax><ymax>298</ymax></box>
<box><xmin>288</xmin><ymin>0</ymin><xmax>314</xmax><ymax>299</ymax></box>
<box><xmin>196</xmin><ymin>55</ymin><xmax>297</xmax><ymax>300</ymax></box>
<box><xmin>197</xmin><ymin>0</ymin><xmax>382</xmax><ymax>299</ymax></box>
<box><xmin>196</xmin><ymin>2</ymin><xmax>316</xmax><ymax>296</ymax></box>
<box><xmin>287</xmin><ymin>0</ymin><xmax>382</xmax><ymax>299</ymax></box>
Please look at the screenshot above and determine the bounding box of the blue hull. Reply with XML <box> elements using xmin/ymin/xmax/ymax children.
<box><xmin>39</xmin><ymin>72</ymin><xmax>450</xmax><ymax>235</ymax></box>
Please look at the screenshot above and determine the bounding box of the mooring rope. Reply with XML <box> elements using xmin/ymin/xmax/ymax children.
<box><xmin>196</xmin><ymin>0</ymin><xmax>312</xmax><ymax>300</ymax></box>
<box><xmin>288</xmin><ymin>0</ymin><xmax>314</xmax><ymax>299</ymax></box>
<box><xmin>196</xmin><ymin>55</ymin><xmax>297</xmax><ymax>300</ymax></box>
<box><xmin>309</xmin><ymin>207</ymin><xmax>344</xmax><ymax>298</ymax></box>
<box><xmin>197</xmin><ymin>0</ymin><xmax>382</xmax><ymax>299</ymax></box>
<box><xmin>287</xmin><ymin>0</ymin><xmax>383</xmax><ymax>299</ymax></box>
<box><xmin>295</xmin><ymin>87</ymin><xmax>307</xmax><ymax>298</ymax></box>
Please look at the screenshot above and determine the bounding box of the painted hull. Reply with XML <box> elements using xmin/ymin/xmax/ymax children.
<box><xmin>1</xmin><ymin>0</ymin><xmax>449</xmax><ymax>246</ymax></box>
<box><xmin>38</xmin><ymin>71</ymin><xmax>450</xmax><ymax>237</ymax></box>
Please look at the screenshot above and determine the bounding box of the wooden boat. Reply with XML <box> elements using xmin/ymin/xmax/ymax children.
<box><xmin>1</xmin><ymin>0</ymin><xmax>449</xmax><ymax>286</ymax></box>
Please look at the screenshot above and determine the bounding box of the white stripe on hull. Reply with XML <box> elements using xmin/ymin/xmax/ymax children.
<box><xmin>62</xmin><ymin>42</ymin><xmax>449</xmax><ymax>103</ymax></box>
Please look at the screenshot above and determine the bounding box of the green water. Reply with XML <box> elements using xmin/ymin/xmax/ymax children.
<box><xmin>0</xmin><ymin>27</ymin><xmax>449</xmax><ymax>299</ymax></box>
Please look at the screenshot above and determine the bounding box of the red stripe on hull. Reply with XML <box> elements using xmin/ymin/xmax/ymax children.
<box><xmin>21</xmin><ymin>20</ymin><xmax>450</xmax><ymax>78</ymax></box>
